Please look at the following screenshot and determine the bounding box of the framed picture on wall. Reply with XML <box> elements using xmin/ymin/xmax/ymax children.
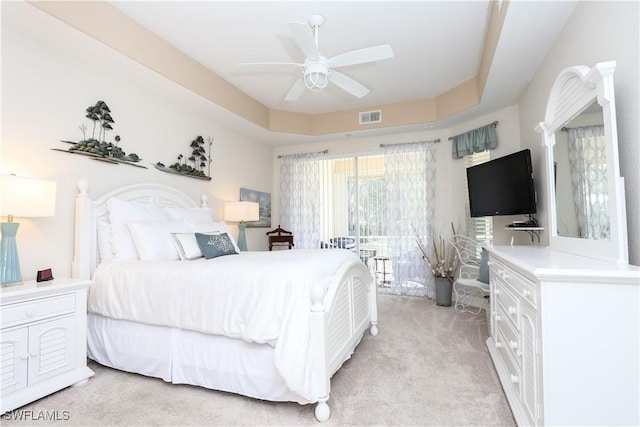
<box><xmin>240</xmin><ymin>188</ymin><xmax>271</xmax><ymax>228</ymax></box>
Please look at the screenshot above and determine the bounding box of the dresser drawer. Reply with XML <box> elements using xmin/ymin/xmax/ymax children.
<box><xmin>1</xmin><ymin>293</ymin><xmax>76</xmax><ymax>328</ymax></box>
<box><xmin>494</xmin><ymin>328</ymin><xmax>522</xmax><ymax>399</ymax></box>
<box><xmin>494</xmin><ymin>279</ymin><xmax>520</xmax><ymax>329</ymax></box>
<box><xmin>495</xmin><ymin>306</ymin><xmax>522</xmax><ymax>365</ymax></box>
<box><xmin>492</xmin><ymin>258</ymin><xmax>538</xmax><ymax>309</ymax></box>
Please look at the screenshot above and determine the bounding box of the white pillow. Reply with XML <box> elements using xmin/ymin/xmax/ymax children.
<box><xmin>107</xmin><ymin>197</ymin><xmax>169</xmax><ymax>260</ymax></box>
<box><xmin>97</xmin><ymin>219</ymin><xmax>114</xmax><ymax>262</ymax></box>
<box><xmin>165</xmin><ymin>206</ymin><xmax>213</xmax><ymax>223</ymax></box>
<box><xmin>127</xmin><ymin>221</ymin><xmax>192</xmax><ymax>261</ymax></box>
<box><xmin>171</xmin><ymin>232</ymin><xmax>204</xmax><ymax>260</ymax></box>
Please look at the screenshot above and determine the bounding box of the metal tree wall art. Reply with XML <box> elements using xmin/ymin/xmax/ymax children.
<box><xmin>154</xmin><ymin>135</ymin><xmax>212</xmax><ymax>180</ymax></box>
<box><xmin>52</xmin><ymin>100</ymin><xmax>145</xmax><ymax>168</ymax></box>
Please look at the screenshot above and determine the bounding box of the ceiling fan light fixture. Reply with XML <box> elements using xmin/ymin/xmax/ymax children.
<box><xmin>303</xmin><ymin>62</ymin><xmax>329</xmax><ymax>91</ymax></box>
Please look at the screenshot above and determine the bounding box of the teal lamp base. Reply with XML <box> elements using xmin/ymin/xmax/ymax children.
<box><xmin>237</xmin><ymin>222</ymin><xmax>248</xmax><ymax>251</ymax></box>
<box><xmin>1</xmin><ymin>222</ymin><xmax>22</xmax><ymax>285</ymax></box>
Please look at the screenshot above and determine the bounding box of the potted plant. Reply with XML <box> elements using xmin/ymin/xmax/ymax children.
<box><xmin>414</xmin><ymin>225</ymin><xmax>459</xmax><ymax>306</ymax></box>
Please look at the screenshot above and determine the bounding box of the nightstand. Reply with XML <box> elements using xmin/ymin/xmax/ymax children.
<box><xmin>1</xmin><ymin>278</ymin><xmax>94</xmax><ymax>413</ymax></box>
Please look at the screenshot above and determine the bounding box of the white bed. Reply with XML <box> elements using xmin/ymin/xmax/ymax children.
<box><xmin>71</xmin><ymin>180</ymin><xmax>378</xmax><ymax>421</ymax></box>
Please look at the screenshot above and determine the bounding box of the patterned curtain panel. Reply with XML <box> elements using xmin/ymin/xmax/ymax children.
<box><xmin>279</xmin><ymin>153</ymin><xmax>322</xmax><ymax>248</ymax></box>
<box><xmin>567</xmin><ymin>125</ymin><xmax>609</xmax><ymax>240</ymax></box>
<box><xmin>384</xmin><ymin>141</ymin><xmax>437</xmax><ymax>297</ymax></box>
<box><xmin>451</xmin><ymin>123</ymin><xmax>498</xmax><ymax>159</ymax></box>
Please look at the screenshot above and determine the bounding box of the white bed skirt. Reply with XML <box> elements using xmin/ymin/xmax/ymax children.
<box><xmin>87</xmin><ymin>314</ymin><xmax>360</xmax><ymax>405</ymax></box>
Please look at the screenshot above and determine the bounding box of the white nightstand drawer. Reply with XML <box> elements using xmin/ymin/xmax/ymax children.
<box><xmin>1</xmin><ymin>293</ymin><xmax>76</xmax><ymax>328</ymax></box>
<box><xmin>0</xmin><ymin>279</ymin><xmax>93</xmax><ymax>414</ymax></box>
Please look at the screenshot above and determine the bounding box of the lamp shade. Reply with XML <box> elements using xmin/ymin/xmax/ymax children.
<box><xmin>1</xmin><ymin>175</ymin><xmax>57</xmax><ymax>218</ymax></box>
<box><xmin>224</xmin><ymin>201</ymin><xmax>259</xmax><ymax>223</ymax></box>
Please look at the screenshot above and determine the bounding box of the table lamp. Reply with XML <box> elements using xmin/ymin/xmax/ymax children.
<box><xmin>1</xmin><ymin>175</ymin><xmax>57</xmax><ymax>285</ymax></box>
<box><xmin>224</xmin><ymin>201</ymin><xmax>259</xmax><ymax>251</ymax></box>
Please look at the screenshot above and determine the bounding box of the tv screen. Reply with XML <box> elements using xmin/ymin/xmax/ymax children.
<box><xmin>466</xmin><ymin>149</ymin><xmax>537</xmax><ymax>218</ymax></box>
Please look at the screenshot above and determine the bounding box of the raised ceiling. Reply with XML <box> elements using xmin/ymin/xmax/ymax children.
<box><xmin>28</xmin><ymin>1</ymin><xmax>578</xmax><ymax>144</ymax></box>
<box><xmin>111</xmin><ymin>1</ymin><xmax>491</xmax><ymax>116</ymax></box>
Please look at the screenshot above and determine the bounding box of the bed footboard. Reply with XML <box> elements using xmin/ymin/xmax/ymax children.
<box><xmin>309</xmin><ymin>259</ymin><xmax>377</xmax><ymax>422</ymax></box>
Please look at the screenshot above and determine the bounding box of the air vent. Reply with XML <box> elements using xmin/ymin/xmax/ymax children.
<box><xmin>359</xmin><ymin>110</ymin><xmax>382</xmax><ymax>125</ymax></box>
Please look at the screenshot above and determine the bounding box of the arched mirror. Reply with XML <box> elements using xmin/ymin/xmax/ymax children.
<box><xmin>536</xmin><ymin>61</ymin><xmax>628</xmax><ymax>263</ymax></box>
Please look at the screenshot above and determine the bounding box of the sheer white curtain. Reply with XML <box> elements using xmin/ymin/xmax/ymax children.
<box><xmin>384</xmin><ymin>141</ymin><xmax>437</xmax><ymax>297</ymax></box>
<box><xmin>279</xmin><ymin>153</ymin><xmax>322</xmax><ymax>248</ymax></box>
<box><xmin>567</xmin><ymin>125</ymin><xmax>609</xmax><ymax>240</ymax></box>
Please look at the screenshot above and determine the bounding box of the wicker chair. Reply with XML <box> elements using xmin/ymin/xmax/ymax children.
<box><xmin>451</xmin><ymin>235</ymin><xmax>490</xmax><ymax>314</ymax></box>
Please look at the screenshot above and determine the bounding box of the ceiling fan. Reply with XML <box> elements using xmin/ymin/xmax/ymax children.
<box><xmin>240</xmin><ymin>14</ymin><xmax>394</xmax><ymax>100</ymax></box>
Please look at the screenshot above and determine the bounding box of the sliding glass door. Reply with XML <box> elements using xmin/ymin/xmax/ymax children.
<box><xmin>318</xmin><ymin>155</ymin><xmax>387</xmax><ymax>262</ymax></box>
<box><xmin>280</xmin><ymin>141</ymin><xmax>436</xmax><ymax>297</ymax></box>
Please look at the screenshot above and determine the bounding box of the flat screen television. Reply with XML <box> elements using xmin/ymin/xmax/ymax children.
<box><xmin>466</xmin><ymin>149</ymin><xmax>537</xmax><ymax>218</ymax></box>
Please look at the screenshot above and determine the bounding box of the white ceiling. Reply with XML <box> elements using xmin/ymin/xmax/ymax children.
<box><xmin>107</xmin><ymin>0</ymin><xmax>578</xmax><ymax>140</ymax></box>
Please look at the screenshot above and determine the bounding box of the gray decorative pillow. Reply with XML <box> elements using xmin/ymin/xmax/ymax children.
<box><xmin>195</xmin><ymin>232</ymin><xmax>239</xmax><ymax>259</ymax></box>
<box><xmin>478</xmin><ymin>247</ymin><xmax>490</xmax><ymax>284</ymax></box>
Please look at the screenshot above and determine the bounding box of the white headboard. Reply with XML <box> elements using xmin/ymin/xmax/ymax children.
<box><xmin>72</xmin><ymin>179</ymin><xmax>208</xmax><ymax>279</ymax></box>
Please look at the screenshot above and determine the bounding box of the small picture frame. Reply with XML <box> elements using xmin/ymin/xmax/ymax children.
<box><xmin>37</xmin><ymin>268</ymin><xmax>54</xmax><ymax>282</ymax></box>
<box><xmin>240</xmin><ymin>188</ymin><xmax>271</xmax><ymax>228</ymax></box>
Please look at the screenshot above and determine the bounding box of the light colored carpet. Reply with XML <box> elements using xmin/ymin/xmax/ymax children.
<box><xmin>2</xmin><ymin>295</ymin><xmax>515</xmax><ymax>426</ymax></box>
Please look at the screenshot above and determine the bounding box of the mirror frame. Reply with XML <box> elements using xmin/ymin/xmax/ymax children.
<box><xmin>536</xmin><ymin>61</ymin><xmax>628</xmax><ymax>264</ymax></box>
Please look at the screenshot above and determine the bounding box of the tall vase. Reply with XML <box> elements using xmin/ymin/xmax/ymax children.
<box><xmin>1</xmin><ymin>222</ymin><xmax>22</xmax><ymax>285</ymax></box>
<box><xmin>435</xmin><ymin>277</ymin><xmax>453</xmax><ymax>307</ymax></box>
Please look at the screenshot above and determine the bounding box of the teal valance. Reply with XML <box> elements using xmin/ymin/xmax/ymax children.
<box><xmin>451</xmin><ymin>121</ymin><xmax>498</xmax><ymax>159</ymax></box>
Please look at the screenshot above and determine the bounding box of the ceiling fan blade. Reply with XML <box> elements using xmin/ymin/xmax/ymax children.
<box><xmin>329</xmin><ymin>44</ymin><xmax>394</xmax><ymax>68</ymax></box>
<box><xmin>329</xmin><ymin>70</ymin><xmax>370</xmax><ymax>98</ymax></box>
<box><xmin>289</xmin><ymin>22</ymin><xmax>320</xmax><ymax>60</ymax></box>
<box><xmin>285</xmin><ymin>77</ymin><xmax>307</xmax><ymax>101</ymax></box>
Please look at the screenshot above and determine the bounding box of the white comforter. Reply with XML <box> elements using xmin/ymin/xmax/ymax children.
<box><xmin>89</xmin><ymin>248</ymin><xmax>363</xmax><ymax>400</ymax></box>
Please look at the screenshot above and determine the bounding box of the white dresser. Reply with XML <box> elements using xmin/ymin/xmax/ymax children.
<box><xmin>486</xmin><ymin>245</ymin><xmax>640</xmax><ymax>426</ymax></box>
<box><xmin>1</xmin><ymin>278</ymin><xmax>94</xmax><ymax>413</ymax></box>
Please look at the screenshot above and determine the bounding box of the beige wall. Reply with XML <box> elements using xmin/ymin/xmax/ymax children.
<box><xmin>518</xmin><ymin>0</ymin><xmax>639</xmax><ymax>265</ymax></box>
<box><xmin>1</xmin><ymin>3</ymin><xmax>273</xmax><ymax>280</ymax></box>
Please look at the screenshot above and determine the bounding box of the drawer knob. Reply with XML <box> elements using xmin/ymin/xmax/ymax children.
<box><xmin>509</xmin><ymin>340</ymin><xmax>519</xmax><ymax>349</ymax></box>
<box><xmin>495</xmin><ymin>314</ymin><xmax>502</xmax><ymax>322</ymax></box>
<box><xmin>510</xmin><ymin>374</ymin><xmax>519</xmax><ymax>384</ymax></box>
<box><xmin>25</xmin><ymin>311</ymin><xmax>35</xmax><ymax>317</ymax></box>
<box><xmin>20</xmin><ymin>353</ymin><xmax>29</xmax><ymax>361</ymax></box>
<box><xmin>495</xmin><ymin>340</ymin><xmax>503</xmax><ymax>349</ymax></box>
<box><xmin>494</xmin><ymin>289</ymin><xmax>501</xmax><ymax>295</ymax></box>
<box><xmin>508</xmin><ymin>306</ymin><xmax>517</xmax><ymax>315</ymax></box>
<box><xmin>522</xmin><ymin>289</ymin><xmax>531</xmax><ymax>297</ymax></box>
